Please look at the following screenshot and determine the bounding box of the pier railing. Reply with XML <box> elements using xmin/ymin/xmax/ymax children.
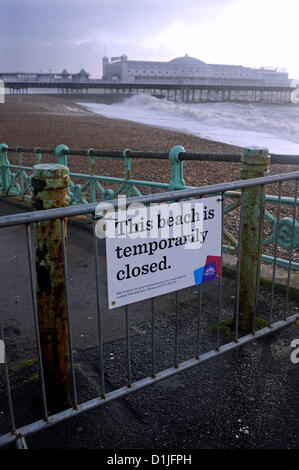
<box><xmin>0</xmin><ymin>143</ymin><xmax>298</xmax><ymax>271</ymax></box>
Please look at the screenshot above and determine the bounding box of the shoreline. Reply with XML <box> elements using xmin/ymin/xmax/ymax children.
<box><xmin>76</xmin><ymin>99</ymin><xmax>232</xmax><ymax>150</ymax></box>
<box><xmin>77</xmin><ymin>96</ymin><xmax>299</xmax><ymax>156</ymax></box>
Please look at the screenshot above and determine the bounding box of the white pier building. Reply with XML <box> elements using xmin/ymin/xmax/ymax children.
<box><xmin>102</xmin><ymin>54</ymin><xmax>290</xmax><ymax>88</ymax></box>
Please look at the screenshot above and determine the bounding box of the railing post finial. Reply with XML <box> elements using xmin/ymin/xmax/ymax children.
<box><xmin>55</xmin><ymin>144</ymin><xmax>69</xmax><ymax>166</ymax></box>
<box><xmin>168</xmin><ymin>145</ymin><xmax>185</xmax><ymax>190</ymax></box>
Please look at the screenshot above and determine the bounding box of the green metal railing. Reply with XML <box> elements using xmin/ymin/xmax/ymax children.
<box><xmin>0</xmin><ymin>143</ymin><xmax>298</xmax><ymax>270</ymax></box>
<box><xmin>0</xmin><ymin>144</ymin><xmax>194</xmax><ymax>203</ymax></box>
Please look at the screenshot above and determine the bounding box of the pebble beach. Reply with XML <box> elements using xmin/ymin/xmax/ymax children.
<box><xmin>0</xmin><ymin>94</ymin><xmax>298</xmax><ymax>191</ymax></box>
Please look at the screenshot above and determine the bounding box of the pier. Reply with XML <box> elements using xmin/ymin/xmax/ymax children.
<box><xmin>3</xmin><ymin>79</ymin><xmax>295</xmax><ymax>104</ymax></box>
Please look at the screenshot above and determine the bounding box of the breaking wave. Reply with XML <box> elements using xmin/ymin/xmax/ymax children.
<box><xmin>80</xmin><ymin>94</ymin><xmax>299</xmax><ymax>154</ymax></box>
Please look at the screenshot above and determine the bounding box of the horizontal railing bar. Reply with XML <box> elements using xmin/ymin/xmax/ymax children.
<box><xmin>66</xmin><ymin>172</ymin><xmax>170</xmax><ymax>188</ymax></box>
<box><xmin>69</xmin><ymin>173</ymin><xmax>171</xmax><ymax>188</ymax></box>
<box><xmin>270</xmin><ymin>154</ymin><xmax>299</xmax><ymax>165</ymax></box>
<box><xmin>68</xmin><ymin>150</ymin><xmax>170</xmax><ymax>159</ymax></box>
<box><xmin>2</xmin><ymin>146</ymin><xmax>299</xmax><ymax>163</ymax></box>
<box><xmin>68</xmin><ymin>149</ymin><xmax>124</xmax><ymax>158</ymax></box>
<box><xmin>0</xmin><ymin>313</ymin><xmax>297</xmax><ymax>447</ymax></box>
<box><xmin>128</xmin><ymin>179</ymin><xmax>170</xmax><ymax>188</ymax></box>
<box><xmin>4</xmin><ymin>147</ymin><xmax>170</xmax><ymax>159</ymax></box>
<box><xmin>126</xmin><ymin>151</ymin><xmax>170</xmax><ymax>159</ymax></box>
<box><xmin>2</xmin><ymin>164</ymin><xmax>33</xmax><ymax>171</ymax></box>
<box><xmin>181</xmin><ymin>153</ymin><xmax>299</xmax><ymax>164</ymax></box>
<box><xmin>225</xmin><ymin>190</ymin><xmax>299</xmax><ymax>206</ymax></box>
<box><xmin>178</xmin><ymin>153</ymin><xmax>242</xmax><ymax>162</ymax></box>
<box><xmin>265</xmin><ymin>194</ymin><xmax>299</xmax><ymax>205</ymax></box>
<box><xmin>6</xmin><ymin>147</ymin><xmax>54</xmax><ymax>154</ymax></box>
<box><xmin>1</xmin><ymin>171</ymin><xmax>299</xmax><ymax>228</ymax></box>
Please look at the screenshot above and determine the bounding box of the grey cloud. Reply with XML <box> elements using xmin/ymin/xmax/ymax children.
<box><xmin>1</xmin><ymin>0</ymin><xmax>234</xmax><ymax>75</ymax></box>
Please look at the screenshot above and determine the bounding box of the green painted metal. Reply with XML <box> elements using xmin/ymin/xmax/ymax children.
<box><xmin>55</xmin><ymin>144</ymin><xmax>69</xmax><ymax>166</ymax></box>
<box><xmin>31</xmin><ymin>163</ymin><xmax>70</xmax><ymax>409</ymax></box>
<box><xmin>168</xmin><ymin>145</ymin><xmax>186</xmax><ymax>190</ymax></box>
<box><xmin>223</xmin><ymin>189</ymin><xmax>299</xmax><ymax>269</ymax></box>
<box><xmin>238</xmin><ymin>147</ymin><xmax>271</xmax><ymax>330</ymax></box>
<box><xmin>0</xmin><ymin>143</ymin><xmax>298</xmax><ymax>271</ymax></box>
<box><xmin>0</xmin><ymin>144</ymin><xmax>10</xmax><ymax>195</ymax></box>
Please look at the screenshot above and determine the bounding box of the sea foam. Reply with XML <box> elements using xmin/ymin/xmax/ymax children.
<box><xmin>80</xmin><ymin>94</ymin><xmax>299</xmax><ymax>155</ymax></box>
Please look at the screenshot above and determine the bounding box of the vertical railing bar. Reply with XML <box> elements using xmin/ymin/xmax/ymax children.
<box><xmin>174</xmin><ymin>291</ymin><xmax>179</xmax><ymax>367</ymax></box>
<box><xmin>151</xmin><ymin>298</ymin><xmax>156</xmax><ymax>378</ymax></box>
<box><xmin>0</xmin><ymin>307</ymin><xmax>16</xmax><ymax>433</ymax></box>
<box><xmin>125</xmin><ymin>305</ymin><xmax>132</xmax><ymax>387</ymax></box>
<box><xmin>252</xmin><ymin>184</ymin><xmax>265</xmax><ymax>334</ymax></box>
<box><xmin>196</xmin><ymin>284</ymin><xmax>203</xmax><ymax>360</ymax></box>
<box><xmin>15</xmin><ymin>436</ymin><xmax>28</xmax><ymax>449</ymax></box>
<box><xmin>92</xmin><ymin>217</ymin><xmax>106</xmax><ymax>397</ymax></box>
<box><xmin>216</xmin><ymin>192</ymin><xmax>224</xmax><ymax>350</ymax></box>
<box><xmin>269</xmin><ymin>182</ymin><xmax>282</xmax><ymax>326</ymax></box>
<box><xmin>17</xmin><ymin>151</ymin><xmax>24</xmax><ymax>195</ymax></box>
<box><xmin>284</xmin><ymin>179</ymin><xmax>298</xmax><ymax>320</ymax></box>
<box><xmin>25</xmin><ymin>224</ymin><xmax>48</xmax><ymax>420</ymax></box>
<box><xmin>235</xmin><ymin>189</ymin><xmax>245</xmax><ymax>342</ymax></box>
<box><xmin>60</xmin><ymin>218</ymin><xmax>78</xmax><ymax>408</ymax></box>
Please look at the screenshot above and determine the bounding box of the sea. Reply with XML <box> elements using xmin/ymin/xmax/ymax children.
<box><xmin>79</xmin><ymin>93</ymin><xmax>299</xmax><ymax>155</ymax></box>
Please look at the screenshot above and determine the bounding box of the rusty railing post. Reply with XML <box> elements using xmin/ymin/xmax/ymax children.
<box><xmin>31</xmin><ymin>163</ymin><xmax>70</xmax><ymax>409</ymax></box>
<box><xmin>238</xmin><ymin>147</ymin><xmax>270</xmax><ymax>330</ymax></box>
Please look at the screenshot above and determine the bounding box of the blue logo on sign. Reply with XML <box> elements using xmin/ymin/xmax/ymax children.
<box><xmin>202</xmin><ymin>262</ymin><xmax>217</xmax><ymax>283</ymax></box>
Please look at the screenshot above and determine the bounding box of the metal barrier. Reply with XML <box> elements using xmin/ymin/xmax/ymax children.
<box><xmin>0</xmin><ymin>170</ymin><xmax>298</xmax><ymax>448</ymax></box>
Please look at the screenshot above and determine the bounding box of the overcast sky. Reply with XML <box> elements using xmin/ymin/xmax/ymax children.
<box><xmin>1</xmin><ymin>0</ymin><xmax>299</xmax><ymax>79</ymax></box>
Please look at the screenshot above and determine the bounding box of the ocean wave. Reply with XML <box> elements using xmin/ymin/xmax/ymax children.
<box><xmin>80</xmin><ymin>94</ymin><xmax>299</xmax><ymax>154</ymax></box>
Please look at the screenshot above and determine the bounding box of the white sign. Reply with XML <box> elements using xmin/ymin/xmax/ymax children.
<box><xmin>105</xmin><ymin>196</ymin><xmax>222</xmax><ymax>309</ymax></box>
